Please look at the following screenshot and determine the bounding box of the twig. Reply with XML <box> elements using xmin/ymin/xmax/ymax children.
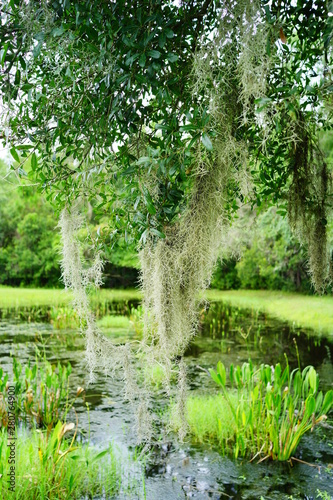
<box><xmin>289</xmin><ymin>456</ymin><xmax>321</xmax><ymax>472</ymax></box>
<box><xmin>249</xmin><ymin>444</ymin><xmax>265</xmax><ymax>462</ymax></box>
<box><xmin>196</xmin><ymin>364</ymin><xmax>211</xmax><ymax>376</ymax></box>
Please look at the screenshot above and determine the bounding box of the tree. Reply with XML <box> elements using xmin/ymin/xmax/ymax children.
<box><xmin>1</xmin><ymin>0</ymin><xmax>332</xmax><ymax>439</ymax></box>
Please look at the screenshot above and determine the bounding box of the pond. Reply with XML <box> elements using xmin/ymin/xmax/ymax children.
<box><xmin>0</xmin><ymin>300</ymin><xmax>332</xmax><ymax>499</ymax></box>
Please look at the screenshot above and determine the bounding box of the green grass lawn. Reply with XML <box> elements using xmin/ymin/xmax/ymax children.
<box><xmin>1</xmin><ymin>286</ymin><xmax>333</xmax><ymax>336</ymax></box>
<box><xmin>206</xmin><ymin>289</ymin><xmax>333</xmax><ymax>336</ymax></box>
<box><xmin>0</xmin><ymin>285</ymin><xmax>141</xmax><ymax>309</ymax></box>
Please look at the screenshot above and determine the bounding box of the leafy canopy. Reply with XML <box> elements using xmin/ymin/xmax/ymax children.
<box><xmin>0</xmin><ymin>0</ymin><xmax>332</xmax><ymax>249</ymax></box>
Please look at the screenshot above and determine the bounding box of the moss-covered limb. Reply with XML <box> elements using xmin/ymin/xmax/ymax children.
<box><xmin>139</xmin><ymin>0</ymin><xmax>266</xmax><ymax>362</ymax></box>
<box><xmin>139</xmin><ymin>154</ymin><xmax>233</xmax><ymax>372</ymax></box>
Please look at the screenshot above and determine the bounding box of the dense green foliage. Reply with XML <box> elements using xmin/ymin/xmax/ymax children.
<box><xmin>237</xmin><ymin>210</ymin><xmax>309</xmax><ymax>291</ymax></box>
<box><xmin>0</xmin><ymin>163</ymin><xmax>61</xmax><ymax>287</ymax></box>
<box><xmin>0</xmin><ymin>172</ymin><xmax>312</xmax><ymax>291</ymax></box>
<box><xmin>1</xmin><ymin>0</ymin><xmax>219</xmax><ymax>236</ymax></box>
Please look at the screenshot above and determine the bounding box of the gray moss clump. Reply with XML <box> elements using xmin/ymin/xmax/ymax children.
<box><xmin>59</xmin><ymin>207</ymin><xmax>152</xmax><ymax>443</ymax></box>
<box><xmin>287</xmin><ymin>116</ymin><xmax>331</xmax><ymax>292</ymax></box>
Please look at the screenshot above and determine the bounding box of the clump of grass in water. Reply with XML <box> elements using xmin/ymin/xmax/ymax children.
<box><xmin>0</xmin><ymin>351</ymin><xmax>80</xmax><ymax>429</ymax></box>
<box><xmin>173</xmin><ymin>358</ymin><xmax>333</xmax><ymax>461</ymax></box>
<box><xmin>174</xmin><ymin>394</ymin><xmax>239</xmax><ymax>454</ymax></box>
<box><xmin>0</xmin><ymin>423</ymin><xmax>121</xmax><ymax>499</ymax></box>
<box><xmin>97</xmin><ymin>314</ymin><xmax>132</xmax><ymax>330</ymax></box>
<box><xmin>49</xmin><ymin>306</ymin><xmax>80</xmax><ymax>329</ymax></box>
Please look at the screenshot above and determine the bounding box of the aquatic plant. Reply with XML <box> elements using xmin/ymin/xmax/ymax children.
<box><xmin>208</xmin><ymin>359</ymin><xmax>333</xmax><ymax>460</ymax></box>
<box><xmin>0</xmin><ymin>424</ymin><xmax>121</xmax><ymax>499</ymax></box>
<box><xmin>0</xmin><ymin>354</ymin><xmax>84</xmax><ymax>430</ymax></box>
<box><xmin>49</xmin><ymin>306</ymin><xmax>80</xmax><ymax>329</ymax></box>
<box><xmin>173</xmin><ymin>358</ymin><xmax>333</xmax><ymax>461</ymax></box>
<box><xmin>129</xmin><ymin>304</ymin><xmax>144</xmax><ymax>338</ymax></box>
<box><xmin>97</xmin><ymin>314</ymin><xmax>132</xmax><ymax>330</ymax></box>
<box><xmin>316</xmin><ymin>490</ymin><xmax>332</xmax><ymax>500</ymax></box>
<box><xmin>172</xmin><ymin>393</ymin><xmax>237</xmax><ymax>450</ymax></box>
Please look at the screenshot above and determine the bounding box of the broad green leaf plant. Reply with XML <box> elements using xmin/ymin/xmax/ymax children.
<box><xmin>209</xmin><ymin>359</ymin><xmax>333</xmax><ymax>460</ymax></box>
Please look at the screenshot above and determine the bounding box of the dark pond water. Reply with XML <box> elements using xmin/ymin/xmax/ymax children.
<box><xmin>0</xmin><ymin>301</ymin><xmax>332</xmax><ymax>499</ymax></box>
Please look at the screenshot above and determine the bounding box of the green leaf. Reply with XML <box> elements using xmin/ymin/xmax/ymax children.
<box><xmin>321</xmin><ymin>390</ymin><xmax>333</xmax><ymax>415</ymax></box>
<box><xmin>158</xmin><ymin>33</ymin><xmax>166</xmax><ymax>48</ymax></box>
<box><xmin>122</xmin><ymin>165</ymin><xmax>136</xmax><ymax>175</ymax></box>
<box><xmin>217</xmin><ymin>361</ymin><xmax>226</xmax><ymax>386</ymax></box>
<box><xmin>14</xmin><ymin>69</ymin><xmax>21</xmax><ymax>86</ymax></box>
<box><xmin>209</xmin><ymin>368</ymin><xmax>223</xmax><ymax>388</ymax></box>
<box><xmin>155</xmin><ymin>124</ymin><xmax>171</xmax><ymax>131</ymax></box>
<box><xmin>52</xmin><ymin>26</ymin><xmax>65</xmax><ymax>37</ymax></box>
<box><xmin>229</xmin><ymin>363</ymin><xmax>234</xmax><ymax>385</ymax></box>
<box><xmin>137</xmin><ymin>156</ymin><xmax>150</xmax><ymax>166</ymax></box>
<box><xmin>33</xmin><ymin>41</ymin><xmax>43</xmax><ymax>58</ymax></box>
<box><xmin>305</xmin><ymin>395</ymin><xmax>315</xmax><ymax>417</ymax></box>
<box><xmin>10</xmin><ymin>147</ymin><xmax>20</xmax><ymax>163</ymax></box>
<box><xmin>31</xmin><ymin>152</ymin><xmax>38</xmax><ymax>170</ymax></box>
<box><xmin>142</xmin><ymin>186</ymin><xmax>156</xmax><ymax>215</ymax></box>
<box><xmin>0</xmin><ymin>43</ymin><xmax>9</xmax><ymax>66</ymax></box>
<box><xmin>21</xmin><ymin>83</ymin><xmax>34</xmax><ymax>92</ymax></box>
<box><xmin>18</xmin><ymin>168</ymin><xmax>27</xmax><ymax>177</ymax></box>
<box><xmin>201</xmin><ymin>133</ymin><xmax>213</xmax><ymax>151</ymax></box>
<box><xmin>150</xmin><ymin>228</ymin><xmax>165</xmax><ymax>238</ymax></box>
<box><xmin>166</xmin><ymin>53</ymin><xmax>178</xmax><ymax>63</ymax></box>
<box><xmin>69</xmin><ymin>474</ymin><xmax>74</xmax><ymax>492</ymax></box>
<box><xmin>180</xmin><ymin>124</ymin><xmax>197</xmax><ymax>132</ymax></box>
<box><xmin>148</xmin><ymin>50</ymin><xmax>161</xmax><ymax>59</ymax></box>
<box><xmin>138</xmin><ymin>53</ymin><xmax>146</xmax><ymax>68</ymax></box>
<box><xmin>93</xmin><ymin>449</ymin><xmax>109</xmax><ymax>461</ymax></box>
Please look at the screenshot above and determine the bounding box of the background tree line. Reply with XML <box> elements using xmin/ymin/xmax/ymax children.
<box><xmin>0</xmin><ymin>160</ymin><xmax>139</xmax><ymax>288</ymax></box>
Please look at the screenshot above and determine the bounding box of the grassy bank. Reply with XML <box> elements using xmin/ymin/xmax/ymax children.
<box><xmin>207</xmin><ymin>290</ymin><xmax>333</xmax><ymax>336</ymax></box>
<box><xmin>1</xmin><ymin>286</ymin><xmax>333</xmax><ymax>336</ymax></box>
<box><xmin>0</xmin><ymin>286</ymin><xmax>141</xmax><ymax>309</ymax></box>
